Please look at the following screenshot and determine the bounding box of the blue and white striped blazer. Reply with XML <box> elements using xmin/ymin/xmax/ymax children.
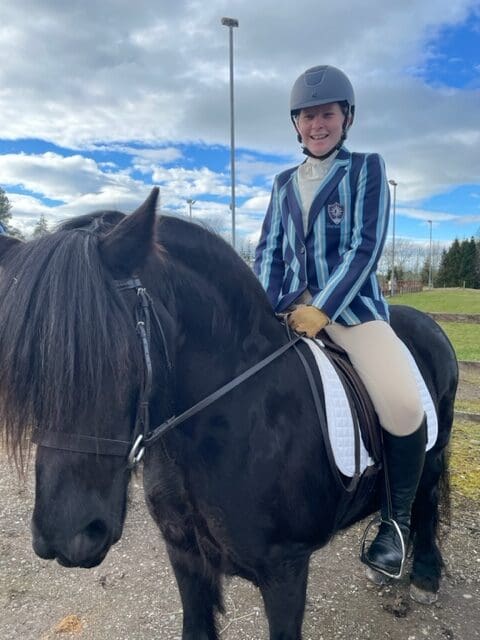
<box><xmin>254</xmin><ymin>147</ymin><xmax>390</xmax><ymax>326</ymax></box>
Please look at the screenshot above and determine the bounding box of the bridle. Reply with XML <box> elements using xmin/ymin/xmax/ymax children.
<box><xmin>32</xmin><ymin>276</ymin><xmax>301</xmax><ymax>468</ymax></box>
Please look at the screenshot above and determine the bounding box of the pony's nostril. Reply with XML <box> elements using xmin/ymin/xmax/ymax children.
<box><xmin>84</xmin><ymin>519</ymin><xmax>108</xmax><ymax>544</ymax></box>
<box><xmin>63</xmin><ymin>519</ymin><xmax>110</xmax><ymax>567</ymax></box>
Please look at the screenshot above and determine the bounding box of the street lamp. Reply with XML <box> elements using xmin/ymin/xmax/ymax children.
<box><xmin>427</xmin><ymin>219</ymin><xmax>433</xmax><ymax>288</ymax></box>
<box><xmin>186</xmin><ymin>198</ymin><xmax>196</xmax><ymax>219</ymax></box>
<box><xmin>221</xmin><ymin>16</ymin><xmax>239</xmax><ymax>249</ymax></box>
<box><xmin>388</xmin><ymin>179</ymin><xmax>398</xmax><ymax>296</ymax></box>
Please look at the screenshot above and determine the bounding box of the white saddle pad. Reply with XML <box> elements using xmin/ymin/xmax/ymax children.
<box><xmin>302</xmin><ymin>338</ymin><xmax>438</xmax><ymax>477</ymax></box>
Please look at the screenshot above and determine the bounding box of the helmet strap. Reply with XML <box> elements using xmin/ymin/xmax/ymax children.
<box><xmin>302</xmin><ymin>144</ymin><xmax>340</xmax><ymax>160</ymax></box>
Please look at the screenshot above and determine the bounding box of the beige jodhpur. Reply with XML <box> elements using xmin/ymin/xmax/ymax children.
<box><xmin>324</xmin><ymin>320</ymin><xmax>424</xmax><ymax>436</ymax></box>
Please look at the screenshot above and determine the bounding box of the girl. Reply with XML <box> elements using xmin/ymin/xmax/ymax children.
<box><xmin>254</xmin><ymin>65</ymin><xmax>426</xmax><ymax>579</ymax></box>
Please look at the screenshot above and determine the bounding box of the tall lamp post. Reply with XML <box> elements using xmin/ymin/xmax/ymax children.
<box><xmin>186</xmin><ymin>198</ymin><xmax>196</xmax><ymax>219</ymax></box>
<box><xmin>388</xmin><ymin>179</ymin><xmax>398</xmax><ymax>296</ymax></box>
<box><xmin>427</xmin><ymin>219</ymin><xmax>433</xmax><ymax>288</ymax></box>
<box><xmin>221</xmin><ymin>16</ymin><xmax>239</xmax><ymax>249</ymax></box>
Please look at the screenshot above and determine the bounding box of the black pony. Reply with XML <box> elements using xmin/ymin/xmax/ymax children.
<box><xmin>0</xmin><ymin>190</ymin><xmax>457</xmax><ymax>640</ymax></box>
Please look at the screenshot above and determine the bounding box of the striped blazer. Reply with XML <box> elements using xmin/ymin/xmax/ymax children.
<box><xmin>254</xmin><ymin>147</ymin><xmax>390</xmax><ymax>326</ymax></box>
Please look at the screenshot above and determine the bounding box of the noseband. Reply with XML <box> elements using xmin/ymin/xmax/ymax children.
<box><xmin>32</xmin><ymin>276</ymin><xmax>301</xmax><ymax>467</ymax></box>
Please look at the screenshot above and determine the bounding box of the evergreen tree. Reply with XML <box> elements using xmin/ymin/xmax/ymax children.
<box><xmin>0</xmin><ymin>186</ymin><xmax>12</xmax><ymax>226</ymax></box>
<box><xmin>475</xmin><ymin>239</ymin><xmax>480</xmax><ymax>289</ymax></box>
<box><xmin>434</xmin><ymin>238</ymin><xmax>480</xmax><ymax>289</ymax></box>
<box><xmin>32</xmin><ymin>214</ymin><xmax>50</xmax><ymax>238</ymax></box>
<box><xmin>436</xmin><ymin>239</ymin><xmax>462</xmax><ymax>287</ymax></box>
<box><xmin>7</xmin><ymin>226</ymin><xmax>25</xmax><ymax>240</ymax></box>
<box><xmin>435</xmin><ymin>249</ymin><xmax>448</xmax><ymax>287</ymax></box>
<box><xmin>460</xmin><ymin>237</ymin><xmax>477</xmax><ymax>288</ymax></box>
<box><xmin>449</xmin><ymin>239</ymin><xmax>463</xmax><ymax>285</ymax></box>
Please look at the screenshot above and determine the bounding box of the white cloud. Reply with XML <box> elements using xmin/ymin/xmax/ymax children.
<box><xmin>399</xmin><ymin>207</ymin><xmax>460</xmax><ymax>222</ymax></box>
<box><xmin>150</xmin><ymin>165</ymin><xmax>259</xmax><ymax>200</ymax></box>
<box><xmin>0</xmin><ymin>152</ymin><xmax>110</xmax><ymax>201</ymax></box>
<box><xmin>1</xmin><ymin>0</ymin><xmax>479</xmax><ymax>237</ymax></box>
<box><xmin>235</xmin><ymin>155</ymin><xmax>293</xmax><ymax>185</ymax></box>
<box><xmin>241</xmin><ymin>193</ymin><xmax>271</xmax><ymax>212</ymax></box>
<box><xmin>7</xmin><ymin>185</ymin><xmax>157</xmax><ymax>236</ymax></box>
<box><xmin>1</xmin><ymin>1</ymin><xmax>477</xmax><ymax>152</ymax></box>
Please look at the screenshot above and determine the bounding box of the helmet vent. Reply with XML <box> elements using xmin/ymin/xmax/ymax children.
<box><xmin>305</xmin><ymin>66</ymin><xmax>327</xmax><ymax>86</ymax></box>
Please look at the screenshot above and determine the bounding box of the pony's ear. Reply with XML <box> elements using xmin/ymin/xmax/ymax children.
<box><xmin>0</xmin><ymin>235</ymin><xmax>22</xmax><ymax>263</ymax></box>
<box><xmin>99</xmin><ymin>187</ymin><xmax>159</xmax><ymax>278</ymax></box>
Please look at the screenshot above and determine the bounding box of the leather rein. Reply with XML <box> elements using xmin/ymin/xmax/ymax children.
<box><xmin>32</xmin><ymin>276</ymin><xmax>302</xmax><ymax>468</ymax></box>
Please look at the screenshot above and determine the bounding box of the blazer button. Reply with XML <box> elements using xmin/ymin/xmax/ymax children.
<box><xmin>300</xmin><ymin>246</ymin><xmax>306</xmax><ymax>254</ymax></box>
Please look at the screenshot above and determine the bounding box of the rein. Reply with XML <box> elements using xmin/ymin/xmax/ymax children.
<box><xmin>33</xmin><ymin>276</ymin><xmax>301</xmax><ymax>467</ymax></box>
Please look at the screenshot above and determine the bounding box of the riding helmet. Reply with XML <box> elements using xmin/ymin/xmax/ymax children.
<box><xmin>290</xmin><ymin>65</ymin><xmax>355</xmax><ymax>121</ymax></box>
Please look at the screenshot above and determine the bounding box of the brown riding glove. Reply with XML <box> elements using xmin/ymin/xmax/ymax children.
<box><xmin>288</xmin><ymin>305</ymin><xmax>330</xmax><ymax>338</ymax></box>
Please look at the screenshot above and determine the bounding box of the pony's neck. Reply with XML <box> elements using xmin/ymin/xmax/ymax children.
<box><xmin>144</xmin><ymin>248</ymin><xmax>285</xmax><ymax>396</ymax></box>
<box><xmin>153</xmin><ymin>218</ymin><xmax>286</xmax><ymax>358</ymax></box>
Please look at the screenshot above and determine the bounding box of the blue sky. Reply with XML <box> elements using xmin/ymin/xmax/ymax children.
<box><xmin>0</xmin><ymin>0</ymin><xmax>479</xmax><ymax>259</ymax></box>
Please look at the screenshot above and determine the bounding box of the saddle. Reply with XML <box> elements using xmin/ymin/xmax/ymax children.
<box><xmin>282</xmin><ymin>322</ymin><xmax>384</xmax><ymax>496</ymax></box>
<box><xmin>318</xmin><ymin>331</ymin><xmax>383</xmax><ymax>464</ymax></box>
<box><xmin>281</xmin><ymin>319</ymin><xmax>437</xmax><ymax>530</ymax></box>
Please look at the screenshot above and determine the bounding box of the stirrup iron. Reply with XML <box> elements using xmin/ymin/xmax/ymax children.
<box><xmin>360</xmin><ymin>515</ymin><xmax>406</xmax><ymax>580</ymax></box>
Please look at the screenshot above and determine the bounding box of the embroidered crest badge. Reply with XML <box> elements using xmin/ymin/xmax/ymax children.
<box><xmin>327</xmin><ymin>202</ymin><xmax>344</xmax><ymax>225</ymax></box>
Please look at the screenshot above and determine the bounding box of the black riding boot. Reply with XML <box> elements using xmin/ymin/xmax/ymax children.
<box><xmin>364</xmin><ymin>417</ymin><xmax>427</xmax><ymax>578</ymax></box>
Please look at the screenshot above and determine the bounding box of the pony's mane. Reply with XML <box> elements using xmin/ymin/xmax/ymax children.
<box><xmin>0</xmin><ymin>212</ymin><xmax>143</xmax><ymax>459</ymax></box>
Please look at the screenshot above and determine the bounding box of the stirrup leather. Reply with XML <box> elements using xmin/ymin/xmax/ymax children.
<box><xmin>360</xmin><ymin>515</ymin><xmax>406</xmax><ymax>580</ymax></box>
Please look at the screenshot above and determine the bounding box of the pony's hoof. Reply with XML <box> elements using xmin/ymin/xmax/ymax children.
<box><xmin>365</xmin><ymin>566</ymin><xmax>391</xmax><ymax>586</ymax></box>
<box><xmin>410</xmin><ymin>583</ymin><xmax>438</xmax><ymax>604</ymax></box>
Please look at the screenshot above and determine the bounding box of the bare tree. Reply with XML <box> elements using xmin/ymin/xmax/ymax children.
<box><xmin>237</xmin><ymin>238</ymin><xmax>255</xmax><ymax>267</ymax></box>
<box><xmin>379</xmin><ymin>238</ymin><xmax>446</xmax><ymax>286</ymax></box>
<box><xmin>0</xmin><ymin>186</ymin><xmax>12</xmax><ymax>226</ymax></box>
<box><xmin>32</xmin><ymin>214</ymin><xmax>50</xmax><ymax>238</ymax></box>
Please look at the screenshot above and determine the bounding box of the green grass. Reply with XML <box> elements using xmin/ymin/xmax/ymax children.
<box><xmin>387</xmin><ymin>289</ymin><xmax>480</xmax><ymax>360</ymax></box>
<box><xmin>451</xmin><ymin>419</ymin><xmax>480</xmax><ymax>500</ymax></box>
<box><xmin>456</xmin><ymin>398</ymin><xmax>480</xmax><ymax>413</ymax></box>
<box><xmin>436</xmin><ymin>322</ymin><xmax>480</xmax><ymax>361</ymax></box>
<box><xmin>389</xmin><ymin>288</ymin><xmax>480</xmax><ymax>313</ymax></box>
<box><xmin>456</xmin><ymin>367</ymin><xmax>480</xmax><ymax>413</ymax></box>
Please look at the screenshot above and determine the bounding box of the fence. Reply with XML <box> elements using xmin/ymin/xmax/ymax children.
<box><xmin>381</xmin><ymin>280</ymin><xmax>424</xmax><ymax>297</ymax></box>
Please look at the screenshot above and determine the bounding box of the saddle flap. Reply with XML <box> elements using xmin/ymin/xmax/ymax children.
<box><xmin>302</xmin><ymin>338</ymin><xmax>379</xmax><ymax>478</ymax></box>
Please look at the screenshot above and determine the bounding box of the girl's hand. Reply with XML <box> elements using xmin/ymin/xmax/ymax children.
<box><xmin>287</xmin><ymin>305</ymin><xmax>330</xmax><ymax>337</ymax></box>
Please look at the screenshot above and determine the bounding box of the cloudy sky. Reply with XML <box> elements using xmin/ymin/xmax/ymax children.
<box><xmin>0</xmin><ymin>0</ymin><xmax>479</xmax><ymax>249</ymax></box>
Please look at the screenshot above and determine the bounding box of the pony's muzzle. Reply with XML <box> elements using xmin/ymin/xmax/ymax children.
<box><xmin>32</xmin><ymin>518</ymin><xmax>113</xmax><ymax>568</ymax></box>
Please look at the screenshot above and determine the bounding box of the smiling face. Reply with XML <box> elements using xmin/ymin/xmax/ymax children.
<box><xmin>295</xmin><ymin>102</ymin><xmax>347</xmax><ymax>157</ymax></box>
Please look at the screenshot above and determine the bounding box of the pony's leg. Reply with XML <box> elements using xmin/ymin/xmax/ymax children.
<box><xmin>410</xmin><ymin>447</ymin><xmax>448</xmax><ymax>603</ymax></box>
<box><xmin>167</xmin><ymin>545</ymin><xmax>222</xmax><ymax>640</ymax></box>
<box><xmin>258</xmin><ymin>553</ymin><xmax>310</xmax><ymax>640</ymax></box>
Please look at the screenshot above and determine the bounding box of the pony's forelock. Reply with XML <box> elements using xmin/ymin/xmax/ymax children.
<box><xmin>0</xmin><ymin>218</ymin><xmax>143</xmax><ymax>462</ymax></box>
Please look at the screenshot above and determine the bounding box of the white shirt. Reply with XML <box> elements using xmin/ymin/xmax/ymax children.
<box><xmin>296</xmin><ymin>152</ymin><xmax>338</xmax><ymax>233</ymax></box>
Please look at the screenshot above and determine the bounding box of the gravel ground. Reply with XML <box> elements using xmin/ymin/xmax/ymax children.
<box><xmin>1</xmin><ymin>453</ymin><xmax>479</xmax><ymax>640</ymax></box>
